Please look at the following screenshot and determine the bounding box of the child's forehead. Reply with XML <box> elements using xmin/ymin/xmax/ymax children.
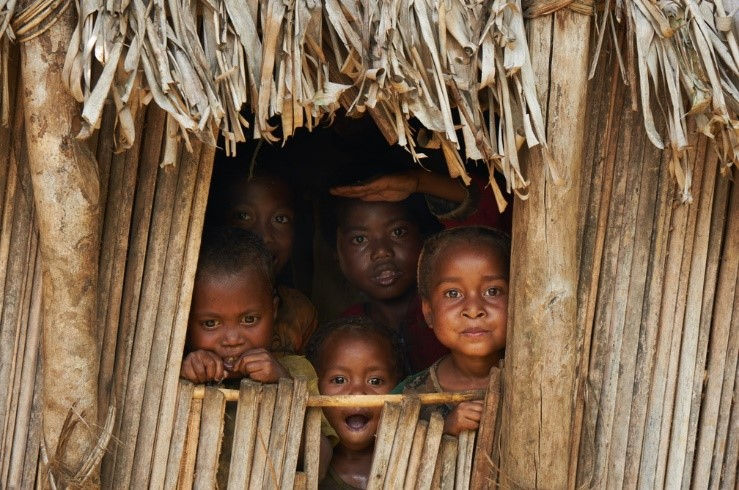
<box><xmin>195</xmin><ymin>267</ymin><xmax>272</xmax><ymax>296</ymax></box>
<box><xmin>432</xmin><ymin>240</ymin><xmax>507</xmax><ymax>273</ymax></box>
<box><xmin>230</xmin><ymin>175</ymin><xmax>293</xmax><ymax>203</ymax></box>
<box><xmin>338</xmin><ymin>200</ymin><xmax>413</xmax><ymax>226</ymax></box>
<box><xmin>323</xmin><ymin>329</ymin><xmax>392</xmax><ymax>356</ymax></box>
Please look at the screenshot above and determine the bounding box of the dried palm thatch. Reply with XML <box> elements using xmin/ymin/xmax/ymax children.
<box><xmin>592</xmin><ymin>0</ymin><xmax>739</xmax><ymax>202</ymax></box>
<box><xmin>59</xmin><ymin>0</ymin><xmax>549</xmax><ymax>205</ymax></box>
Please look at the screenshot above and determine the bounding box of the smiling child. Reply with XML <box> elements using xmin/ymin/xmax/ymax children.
<box><xmin>392</xmin><ymin>226</ymin><xmax>510</xmax><ymax>436</ymax></box>
<box><xmin>181</xmin><ymin>226</ymin><xmax>335</xmax><ymax>478</ymax></box>
<box><xmin>307</xmin><ymin>317</ymin><xmax>403</xmax><ymax>489</ymax></box>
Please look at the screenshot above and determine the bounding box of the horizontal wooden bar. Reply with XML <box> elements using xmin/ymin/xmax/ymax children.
<box><xmin>190</xmin><ymin>386</ymin><xmax>485</xmax><ymax>407</ymax></box>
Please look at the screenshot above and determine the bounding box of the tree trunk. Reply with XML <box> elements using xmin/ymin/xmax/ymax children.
<box><xmin>20</xmin><ymin>6</ymin><xmax>101</xmax><ymax>484</ymax></box>
<box><xmin>499</xmin><ymin>8</ymin><xmax>591</xmax><ymax>489</ymax></box>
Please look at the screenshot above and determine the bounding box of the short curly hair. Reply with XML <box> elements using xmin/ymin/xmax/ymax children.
<box><xmin>306</xmin><ymin>316</ymin><xmax>406</xmax><ymax>379</ymax></box>
<box><xmin>417</xmin><ymin>226</ymin><xmax>511</xmax><ymax>299</ymax></box>
<box><xmin>196</xmin><ymin>226</ymin><xmax>275</xmax><ymax>292</ymax></box>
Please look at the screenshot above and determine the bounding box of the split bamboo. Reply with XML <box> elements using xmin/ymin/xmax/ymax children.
<box><xmin>403</xmin><ymin>420</ymin><xmax>427</xmax><ymax>490</ymax></box>
<box><xmin>470</xmin><ymin>367</ymin><xmax>501</xmax><ymax>489</ymax></box>
<box><xmin>414</xmin><ymin>411</ymin><xmax>444</xmax><ymax>490</ymax></box>
<box><xmin>367</xmin><ymin>402</ymin><xmax>402</xmax><ymax>489</ymax></box>
<box><xmin>193</xmin><ymin>387</ymin><xmax>226</xmax><ymax>489</ymax></box>
<box><xmin>225</xmin><ymin>379</ymin><xmax>262</xmax><ymax>489</ymax></box>
<box><xmin>303</xmin><ymin>407</ymin><xmax>322</xmax><ymax>490</ymax></box>
<box><xmin>384</xmin><ymin>397</ymin><xmax>421</xmax><ymax>488</ymax></box>
<box><xmin>249</xmin><ymin>383</ymin><xmax>278</xmax><ymax>489</ymax></box>
<box><xmin>280</xmin><ymin>377</ymin><xmax>309</xmax><ymax>489</ymax></box>
<box><xmin>163</xmin><ymin>380</ymin><xmax>194</xmax><ymax>489</ymax></box>
<box><xmin>264</xmin><ymin>377</ymin><xmax>295</xmax><ymax>489</ymax></box>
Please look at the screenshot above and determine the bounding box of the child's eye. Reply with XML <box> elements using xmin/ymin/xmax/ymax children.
<box><xmin>201</xmin><ymin>319</ymin><xmax>220</xmax><ymax>329</ymax></box>
<box><xmin>485</xmin><ymin>287</ymin><xmax>501</xmax><ymax>297</ymax></box>
<box><xmin>235</xmin><ymin>211</ymin><xmax>253</xmax><ymax>222</ymax></box>
<box><xmin>241</xmin><ymin>315</ymin><xmax>258</xmax><ymax>325</ymax></box>
<box><xmin>274</xmin><ymin>214</ymin><xmax>291</xmax><ymax>225</ymax></box>
<box><xmin>368</xmin><ymin>377</ymin><xmax>384</xmax><ymax>386</ymax></box>
<box><xmin>350</xmin><ymin>235</ymin><xmax>366</xmax><ymax>245</ymax></box>
<box><xmin>330</xmin><ymin>376</ymin><xmax>347</xmax><ymax>384</ymax></box>
<box><xmin>444</xmin><ymin>289</ymin><xmax>461</xmax><ymax>299</ymax></box>
<box><xmin>391</xmin><ymin>227</ymin><xmax>407</xmax><ymax>238</ymax></box>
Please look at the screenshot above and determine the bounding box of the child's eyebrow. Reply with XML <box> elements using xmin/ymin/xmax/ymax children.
<box><xmin>435</xmin><ymin>274</ymin><xmax>507</xmax><ymax>284</ymax></box>
<box><xmin>339</xmin><ymin>225</ymin><xmax>368</xmax><ymax>233</ymax></box>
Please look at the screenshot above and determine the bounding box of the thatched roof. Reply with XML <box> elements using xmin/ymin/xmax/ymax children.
<box><xmin>2</xmin><ymin>0</ymin><xmax>738</xmax><ymax>202</ymax></box>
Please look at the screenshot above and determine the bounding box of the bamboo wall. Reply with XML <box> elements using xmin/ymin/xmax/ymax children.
<box><xmin>574</xmin><ymin>33</ymin><xmax>739</xmax><ymax>489</ymax></box>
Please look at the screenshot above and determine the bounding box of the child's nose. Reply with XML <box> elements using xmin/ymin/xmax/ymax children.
<box><xmin>370</xmin><ymin>240</ymin><xmax>393</xmax><ymax>260</ymax></box>
<box><xmin>462</xmin><ymin>298</ymin><xmax>486</xmax><ymax>319</ymax></box>
<box><xmin>222</xmin><ymin>326</ymin><xmax>245</xmax><ymax>345</ymax></box>
<box><xmin>348</xmin><ymin>380</ymin><xmax>368</xmax><ymax>395</ymax></box>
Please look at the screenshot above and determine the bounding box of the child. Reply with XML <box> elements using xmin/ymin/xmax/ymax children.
<box><xmin>307</xmin><ymin>317</ymin><xmax>404</xmax><ymax>490</ymax></box>
<box><xmin>214</xmin><ymin>155</ymin><xmax>318</xmax><ymax>355</ymax></box>
<box><xmin>180</xmin><ymin>226</ymin><xmax>335</xmax><ymax>476</ymax></box>
<box><xmin>392</xmin><ymin>226</ymin><xmax>510</xmax><ymax>436</ymax></box>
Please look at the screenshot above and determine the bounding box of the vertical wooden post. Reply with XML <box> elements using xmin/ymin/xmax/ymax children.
<box><xmin>499</xmin><ymin>6</ymin><xmax>591</xmax><ymax>489</ymax></box>
<box><xmin>19</xmin><ymin>4</ymin><xmax>101</xmax><ymax>484</ymax></box>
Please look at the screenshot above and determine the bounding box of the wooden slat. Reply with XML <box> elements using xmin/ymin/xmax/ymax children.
<box><xmin>414</xmin><ymin>411</ymin><xmax>444</xmax><ymax>490</ymax></box>
<box><xmin>439</xmin><ymin>435</ymin><xmax>458</xmax><ymax>490</ymax></box>
<box><xmin>163</xmin><ymin>380</ymin><xmax>194</xmax><ymax>489</ymax></box>
<box><xmin>177</xmin><ymin>397</ymin><xmax>203</xmax><ymax>489</ymax></box>
<box><xmin>454</xmin><ymin>430</ymin><xmax>474</xmax><ymax>490</ymax></box>
<box><xmin>403</xmin><ymin>420</ymin><xmax>427</xmax><ymax>490</ymax></box>
<box><xmin>227</xmin><ymin>379</ymin><xmax>262</xmax><ymax>489</ymax></box>
<box><xmin>303</xmin><ymin>407</ymin><xmax>323</xmax><ymax>490</ymax></box>
<box><xmin>470</xmin><ymin>367</ymin><xmax>501</xmax><ymax>489</ymax></box>
<box><xmin>384</xmin><ymin>397</ymin><xmax>421</xmax><ymax>488</ymax></box>
<box><xmin>281</xmin><ymin>378</ymin><xmax>309</xmax><ymax>490</ymax></box>
<box><xmin>265</xmin><ymin>378</ymin><xmax>295</xmax><ymax>489</ymax></box>
<box><xmin>193</xmin><ymin>387</ymin><xmax>227</xmax><ymax>489</ymax></box>
<box><xmin>249</xmin><ymin>383</ymin><xmax>278</xmax><ymax>489</ymax></box>
<box><xmin>367</xmin><ymin>402</ymin><xmax>402</xmax><ymax>489</ymax></box>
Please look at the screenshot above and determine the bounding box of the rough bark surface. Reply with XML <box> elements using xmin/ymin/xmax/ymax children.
<box><xmin>20</xmin><ymin>6</ymin><xmax>101</xmax><ymax>482</ymax></box>
<box><xmin>500</xmin><ymin>9</ymin><xmax>591</xmax><ymax>489</ymax></box>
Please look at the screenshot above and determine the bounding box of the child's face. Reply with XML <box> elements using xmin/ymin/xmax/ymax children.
<box><xmin>336</xmin><ymin>201</ymin><xmax>422</xmax><ymax>301</ymax></box>
<box><xmin>187</xmin><ymin>269</ymin><xmax>277</xmax><ymax>371</ymax></box>
<box><xmin>421</xmin><ymin>242</ymin><xmax>508</xmax><ymax>359</ymax></box>
<box><xmin>229</xmin><ymin>177</ymin><xmax>295</xmax><ymax>273</ymax></box>
<box><xmin>317</xmin><ymin>331</ymin><xmax>398</xmax><ymax>452</ymax></box>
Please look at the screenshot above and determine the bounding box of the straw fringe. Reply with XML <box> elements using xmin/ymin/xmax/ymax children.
<box><xmin>56</xmin><ymin>0</ymin><xmax>549</xmax><ymax>200</ymax></box>
<box><xmin>592</xmin><ymin>1</ymin><xmax>739</xmax><ymax>202</ymax></box>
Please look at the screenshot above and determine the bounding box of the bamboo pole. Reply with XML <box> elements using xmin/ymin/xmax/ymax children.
<box><xmin>414</xmin><ymin>411</ymin><xmax>444</xmax><ymax>490</ymax></box>
<box><xmin>501</xmin><ymin>6</ymin><xmax>591</xmax><ymax>489</ymax></box>
<box><xmin>470</xmin><ymin>367</ymin><xmax>501</xmax><ymax>489</ymax></box>
<box><xmin>226</xmin><ymin>379</ymin><xmax>262</xmax><ymax>489</ymax></box>
<box><xmin>130</xmin><ymin>137</ymin><xmax>202</xmax><ymax>488</ymax></box>
<box><xmin>367</xmin><ymin>402</ymin><xmax>402</xmax><ymax>489</ymax></box>
<box><xmin>20</xmin><ymin>357</ymin><xmax>42</xmax><ymax>488</ymax></box>
<box><xmin>303</xmin><ymin>407</ymin><xmax>322</xmax><ymax>490</ymax></box>
<box><xmin>281</xmin><ymin>378</ymin><xmax>309</xmax><ymax>490</ymax></box>
<box><xmin>708</xmin><ymin>184</ymin><xmax>739</xmax><ymax>489</ymax></box>
<box><xmin>692</xmin><ymin>177</ymin><xmax>737</xmax><ymax>488</ymax></box>
<box><xmin>680</xmin><ymin>171</ymin><xmax>731</xmax><ymax>489</ymax></box>
<box><xmin>190</xmin><ymin>387</ymin><xmax>484</xmax><ymax>405</ymax></box>
<box><xmin>96</xmin><ymin>104</ymin><xmax>146</xmax><ymax>421</ymax></box>
<box><xmin>720</xmin><ymin>360</ymin><xmax>739</xmax><ymax>489</ymax></box>
<box><xmin>22</xmin><ymin>3</ymin><xmax>102</xmax><ymax>474</ymax></box>
<box><xmin>5</xmin><ymin>250</ymin><xmax>41</xmax><ymax>487</ymax></box>
<box><xmin>102</xmin><ymin>106</ymin><xmax>166</xmax><ymax>486</ymax></box>
<box><xmin>113</xmin><ymin>137</ymin><xmax>182</xmax><ymax>488</ymax></box>
<box><xmin>666</xmin><ymin>145</ymin><xmax>719</xmax><ymax>487</ymax></box>
<box><xmin>149</xmin><ymin>139</ymin><xmax>216</xmax><ymax>488</ymax></box>
<box><xmin>403</xmin><ymin>420</ymin><xmax>427</xmax><ymax>490</ymax></box>
<box><xmin>622</xmin><ymin>150</ymin><xmax>673</xmax><ymax>489</ymax></box>
<box><xmin>249</xmin><ymin>383</ymin><xmax>278</xmax><ymax>489</ymax></box>
<box><xmin>384</xmin><ymin>397</ymin><xmax>421</xmax><ymax>488</ymax></box>
<box><xmin>193</xmin><ymin>387</ymin><xmax>226</xmax><ymax>489</ymax></box>
<box><xmin>163</xmin><ymin>380</ymin><xmax>194</xmax><ymax>489</ymax></box>
<box><xmin>653</xmin><ymin>136</ymin><xmax>708</xmax><ymax>489</ymax></box>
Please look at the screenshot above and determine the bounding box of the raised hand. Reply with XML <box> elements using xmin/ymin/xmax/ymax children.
<box><xmin>181</xmin><ymin>349</ymin><xmax>226</xmax><ymax>383</ymax></box>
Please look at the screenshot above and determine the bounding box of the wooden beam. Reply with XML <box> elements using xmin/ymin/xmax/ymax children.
<box><xmin>499</xmin><ymin>7</ymin><xmax>591</xmax><ymax>489</ymax></box>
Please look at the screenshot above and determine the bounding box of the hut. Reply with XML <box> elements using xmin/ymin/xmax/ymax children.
<box><xmin>0</xmin><ymin>0</ymin><xmax>737</xmax><ymax>488</ymax></box>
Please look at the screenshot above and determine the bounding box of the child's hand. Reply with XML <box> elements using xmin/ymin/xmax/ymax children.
<box><xmin>181</xmin><ymin>350</ymin><xmax>226</xmax><ymax>383</ymax></box>
<box><xmin>232</xmin><ymin>348</ymin><xmax>289</xmax><ymax>383</ymax></box>
<box><xmin>330</xmin><ymin>171</ymin><xmax>419</xmax><ymax>202</ymax></box>
<box><xmin>443</xmin><ymin>401</ymin><xmax>484</xmax><ymax>436</ymax></box>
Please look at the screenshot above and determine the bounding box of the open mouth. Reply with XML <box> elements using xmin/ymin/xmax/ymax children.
<box><xmin>344</xmin><ymin>413</ymin><xmax>371</xmax><ymax>431</ymax></box>
<box><xmin>223</xmin><ymin>356</ymin><xmax>238</xmax><ymax>371</ymax></box>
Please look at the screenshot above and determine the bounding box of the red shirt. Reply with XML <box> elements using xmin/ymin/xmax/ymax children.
<box><xmin>341</xmin><ymin>297</ymin><xmax>449</xmax><ymax>375</ymax></box>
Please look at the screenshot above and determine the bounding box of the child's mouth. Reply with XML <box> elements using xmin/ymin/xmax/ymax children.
<box><xmin>344</xmin><ymin>413</ymin><xmax>371</xmax><ymax>431</ymax></box>
<box><xmin>373</xmin><ymin>269</ymin><xmax>401</xmax><ymax>286</ymax></box>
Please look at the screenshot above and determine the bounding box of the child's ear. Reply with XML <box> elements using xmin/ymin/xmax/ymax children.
<box><xmin>421</xmin><ymin>299</ymin><xmax>433</xmax><ymax>329</ymax></box>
